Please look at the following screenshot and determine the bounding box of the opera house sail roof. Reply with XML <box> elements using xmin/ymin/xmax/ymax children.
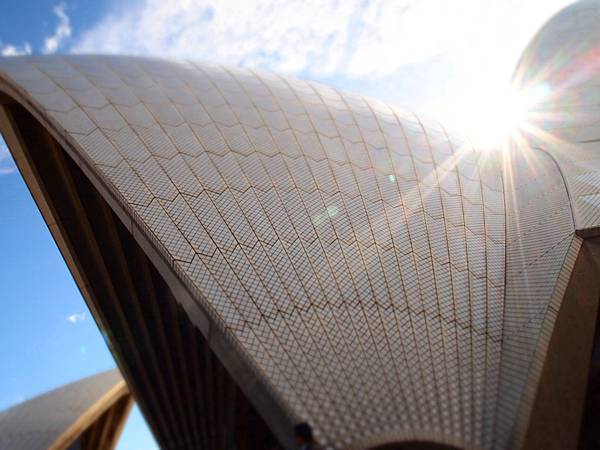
<box><xmin>0</xmin><ymin>369</ymin><xmax>132</xmax><ymax>450</ymax></box>
<box><xmin>513</xmin><ymin>0</ymin><xmax>600</xmax><ymax>232</ymax></box>
<box><xmin>1</xmin><ymin>1</ymin><xmax>600</xmax><ymax>449</ymax></box>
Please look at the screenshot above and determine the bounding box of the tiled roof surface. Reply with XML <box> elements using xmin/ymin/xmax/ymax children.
<box><xmin>0</xmin><ymin>53</ymin><xmax>580</xmax><ymax>449</ymax></box>
<box><xmin>514</xmin><ymin>0</ymin><xmax>600</xmax><ymax>230</ymax></box>
<box><xmin>0</xmin><ymin>369</ymin><xmax>123</xmax><ymax>450</ymax></box>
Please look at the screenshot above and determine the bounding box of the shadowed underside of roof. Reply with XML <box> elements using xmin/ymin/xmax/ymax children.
<box><xmin>0</xmin><ymin>101</ymin><xmax>284</xmax><ymax>450</ymax></box>
<box><xmin>0</xmin><ymin>369</ymin><xmax>132</xmax><ymax>450</ymax></box>
<box><xmin>0</xmin><ymin>46</ymin><xmax>598</xmax><ymax>450</ymax></box>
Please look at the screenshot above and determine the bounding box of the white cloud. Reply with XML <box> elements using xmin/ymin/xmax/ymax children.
<box><xmin>73</xmin><ymin>0</ymin><xmax>570</xmax><ymax>78</ymax></box>
<box><xmin>1</xmin><ymin>42</ymin><xmax>32</xmax><ymax>57</ymax></box>
<box><xmin>43</xmin><ymin>3</ymin><xmax>72</xmax><ymax>54</ymax></box>
<box><xmin>66</xmin><ymin>312</ymin><xmax>86</xmax><ymax>324</ymax></box>
<box><xmin>74</xmin><ymin>0</ymin><xmax>361</xmax><ymax>75</ymax></box>
<box><xmin>0</xmin><ymin>136</ymin><xmax>16</xmax><ymax>176</ymax></box>
<box><xmin>72</xmin><ymin>0</ymin><xmax>573</xmax><ymax>132</ymax></box>
<box><xmin>0</xmin><ymin>3</ymin><xmax>70</xmax><ymax>57</ymax></box>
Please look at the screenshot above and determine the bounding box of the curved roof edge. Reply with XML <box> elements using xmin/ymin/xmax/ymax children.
<box><xmin>0</xmin><ymin>369</ymin><xmax>133</xmax><ymax>450</ymax></box>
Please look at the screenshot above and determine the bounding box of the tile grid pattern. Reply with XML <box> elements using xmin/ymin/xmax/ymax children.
<box><xmin>493</xmin><ymin>147</ymin><xmax>576</xmax><ymax>450</ymax></box>
<box><xmin>0</xmin><ymin>56</ymin><xmax>580</xmax><ymax>449</ymax></box>
<box><xmin>515</xmin><ymin>0</ymin><xmax>600</xmax><ymax>230</ymax></box>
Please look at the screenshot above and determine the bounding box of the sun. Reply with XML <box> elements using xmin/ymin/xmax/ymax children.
<box><xmin>457</xmin><ymin>88</ymin><xmax>529</xmax><ymax>150</ymax></box>
<box><xmin>469</xmin><ymin>89</ymin><xmax>528</xmax><ymax>149</ymax></box>
<box><xmin>438</xmin><ymin>83</ymin><xmax>549</xmax><ymax>151</ymax></box>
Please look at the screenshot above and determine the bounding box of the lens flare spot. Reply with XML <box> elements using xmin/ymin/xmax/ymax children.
<box><xmin>312</xmin><ymin>205</ymin><xmax>339</xmax><ymax>225</ymax></box>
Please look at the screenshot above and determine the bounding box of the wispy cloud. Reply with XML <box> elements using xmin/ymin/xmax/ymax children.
<box><xmin>0</xmin><ymin>137</ymin><xmax>16</xmax><ymax>176</ymax></box>
<box><xmin>70</xmin><ymin>0</ymin><xmax>572</xmax><ymax>129</ymax></box>
<box><xmin>1</xmin><ymin>42</ymin><xmax>32</xmax><ymax>57</ymax></box>
<box><xmin>73</xmin><ymin>0</ymin><xmax>569</xmax><ymax>77</ymax></box>
<box><xmin>74</xmin><ymin>0</ymin><xmax>362</xmax><ymax>75</ymax></box>
<box><xmin>0</xmin><ymin>3</ymin><xmax>71</xmax><ymax>57</ymax></box>
<box><xmin>43</xmin><ymin>3</ymin><xmax>72</xmax><ymax>54</ymax></box>
<box><xmin>0</xmin><ymin>0</ymin><xmax>575</xmax><ymax>138</ymax></box>
<box><xmin>66</xmin><ymin>312</ymin><xmax>86</xmax><ymax>324</ymax></box>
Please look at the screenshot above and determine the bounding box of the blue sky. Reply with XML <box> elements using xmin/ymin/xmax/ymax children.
<box><xmin>0</xmin><ymin>0</ymin><xmax>575</xmax><ymax>448</ymax></box>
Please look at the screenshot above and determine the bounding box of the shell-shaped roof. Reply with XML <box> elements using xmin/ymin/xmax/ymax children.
<box><xmin>514</xmin><ymin>0</ymin><xmax>600</xmax><ymax>230</ymax></box>
<box><xmin>0</xmin><ymin>369</ymin><xmax>131</xmax><ymax>450</ymax></box>
<box><xmin>0</xmin><ymin>55</ymin><xmax>581</xmax><ymax>449</ymax></box>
